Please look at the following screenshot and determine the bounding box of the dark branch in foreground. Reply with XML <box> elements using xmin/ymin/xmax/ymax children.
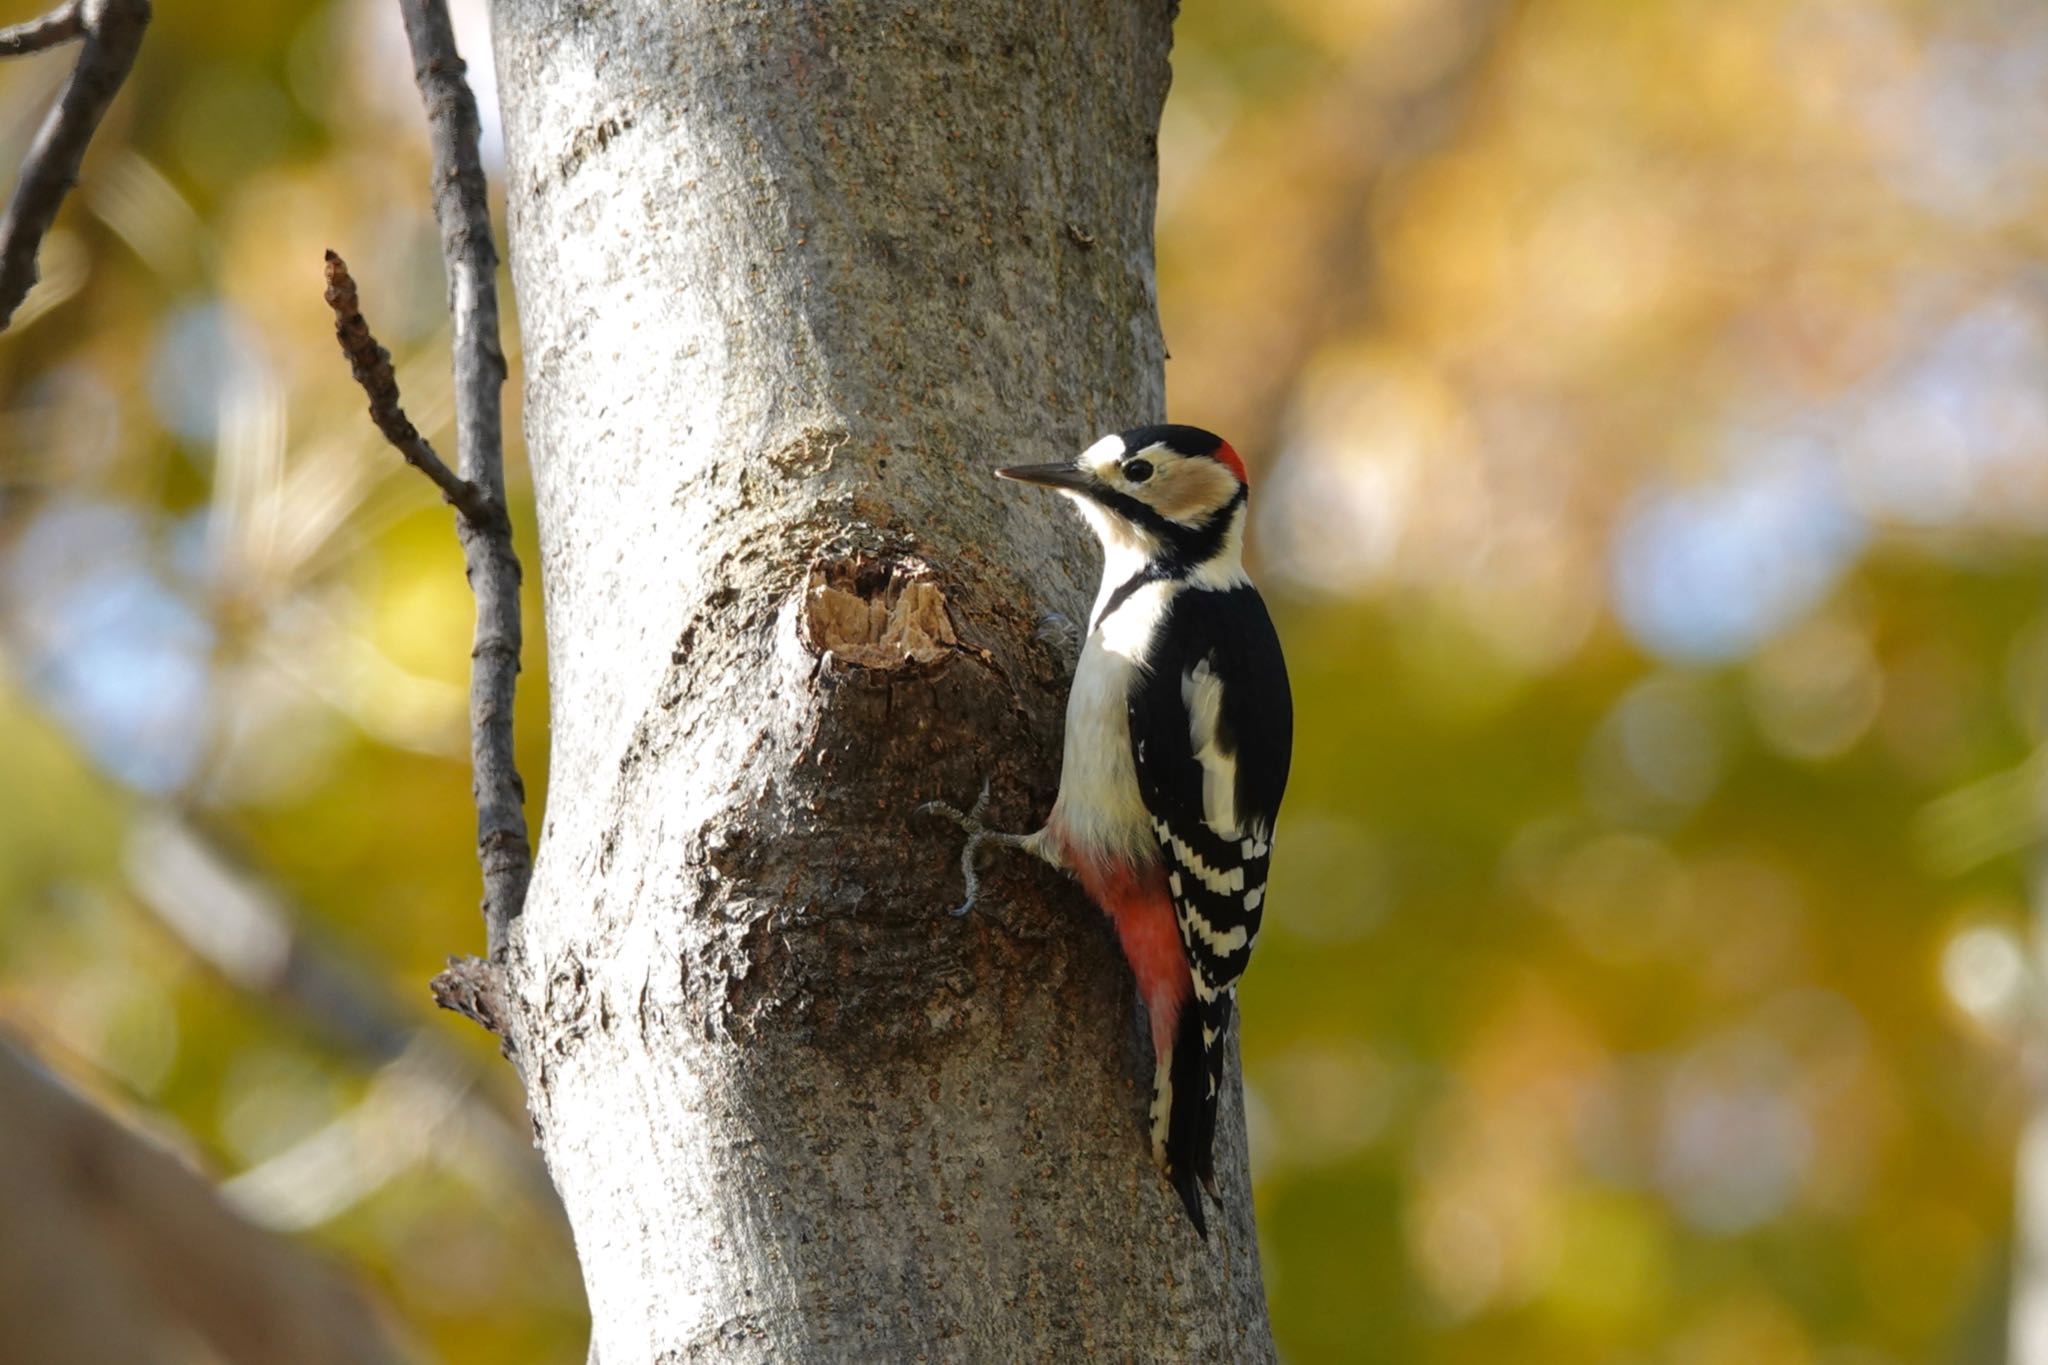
<box><xmin>0</xmin><ymin>1031</ymin><xmax>405</xmax><ymax>1364</ymax></box>
<box><xmin>321</xmin><ymin>250</ymin><xmax>504</xmax><ymax>530</ymax></box>
<box><xmin>0</xmin><ymin>0</ymin><xmax>149</xmax><ymax>332</ymax></box>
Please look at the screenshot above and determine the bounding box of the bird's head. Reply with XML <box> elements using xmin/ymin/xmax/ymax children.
<box><xmin>997</xmin><ymin>424</ymin><xmax>1249</xmax><ymax>574</ymax></box>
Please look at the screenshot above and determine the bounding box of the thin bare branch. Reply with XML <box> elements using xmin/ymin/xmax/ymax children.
<box><xmin>0</xmin><ymin>0</ymin><xmax>149</xmax><ymax>331</ymax></box>
<box><xmin>0</xmin><ymin>2</ymin><xmax>82</xmax><ymax>57</ymax></box>
<box><xmin>322</xmin><ymin>249</ymin><xmax>504</xmax><ymax>531</ymax></box>
<box><xmin>394</xmin><ymin>0</ymin><xmax>531</xmax><ymax>959</ymax></box>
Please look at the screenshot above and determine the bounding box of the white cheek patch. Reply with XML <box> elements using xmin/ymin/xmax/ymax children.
<box><xmin>1152</xmin><ymin>455</ymin><xmax>1239</xmax><ymax>525</ymax></box>
<box><xmin>1188</xmin><ymin>504</ymin><xmax>1250</xmax><ymax>591</ymax></box>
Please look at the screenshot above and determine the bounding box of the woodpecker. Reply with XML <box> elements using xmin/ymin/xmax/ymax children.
<box><xmin>920</xmin><ymin>423</ymin><xmax>1292</xmax><ymax>1236</ymax></box>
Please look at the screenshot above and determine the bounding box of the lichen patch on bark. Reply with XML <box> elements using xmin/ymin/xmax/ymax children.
<box><xmin>800</xmin><ymin>555</ymin><xmax>958</xmax><ymax>669</ymax></box>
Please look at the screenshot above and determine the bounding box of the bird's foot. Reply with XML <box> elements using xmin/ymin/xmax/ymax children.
<box><xmin>915</xmin><ymin>778</ymin><xmax>1033</xmax><ymax>916</ymax></box>
<box><xmin>1036</xmin><ymin>610</ymin><xmax>1080</xmax><ymax>668</ymax></box>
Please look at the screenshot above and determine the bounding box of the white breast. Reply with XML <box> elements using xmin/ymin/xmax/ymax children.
<box><xmin>1048</xmin><ymin>572</ymin><xmax>1178</xmax><ymax>864</ymax></box>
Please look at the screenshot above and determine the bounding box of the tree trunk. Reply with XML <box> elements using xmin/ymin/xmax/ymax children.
<box><xmin>486</xmin><ymin>1</ymin><xmax>1274</xmax><ymax>1358</ymax></box>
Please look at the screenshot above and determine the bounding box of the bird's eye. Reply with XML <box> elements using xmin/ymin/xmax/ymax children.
<box><xmin>1123</xmin><ymin>458</ymin><xmax>1154</xmax><ymax>483</ymax></box>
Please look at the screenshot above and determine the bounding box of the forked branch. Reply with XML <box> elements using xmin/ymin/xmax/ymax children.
<box><xmin>324</xmin><ymin>0</ymin><xmax>530</xmax><ymax>973</ymax></box>
<box><xmin>0</xmin><ymin>0</ymin><xmax>151</xmax><ymax>331</ymax></box>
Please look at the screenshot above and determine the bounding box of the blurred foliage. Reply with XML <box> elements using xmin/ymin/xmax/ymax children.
<box><xmin>0</xmin><ymin>0</ymin><xmax>2043</xmax><ymax>1361</ymax></box>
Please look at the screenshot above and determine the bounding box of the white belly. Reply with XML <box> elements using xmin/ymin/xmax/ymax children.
<box><xmin>1048</xmin><ymin>578</ymin><xmax>1177</xmax><ymax>863</ymax></box>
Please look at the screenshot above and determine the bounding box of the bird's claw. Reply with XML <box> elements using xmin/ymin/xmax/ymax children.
<box><xmin>1036</xmin><ymin>610</ymin><xmax>1081</xmax><ymax>668</ymax></box>
<box><xmin>915</xmin><ymin>777</ymin><xmax>993</xmax><ymax>832</ymax></box>
<box><xmin>915</xmin><ymin>779</ymin><xmax>1000</xmax><ymax>916</ymax></box>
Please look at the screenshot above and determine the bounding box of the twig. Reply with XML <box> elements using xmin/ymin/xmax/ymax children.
<box><xmin>0</xmin><ymin>0</ymin><xmax>150</xmax><ymax>332</ymax></box>
<box><xmin>321</xmin><ymin>250</ymin><xmax>505</xmax><ymax>531</ymax></box>
<box><xmin>394</xmin><ymin>0</ymin><xmax>531</xmax><ymax>961</ymax></box>
<box><xmin>325</xmin><ymin>2</ymin><xmax>530</xmax><ymax>965</ymax></box>
<box><xmin>0</xmin><ymin>3</ymin><xmax>81</xmax><ymax>55</ymax></box>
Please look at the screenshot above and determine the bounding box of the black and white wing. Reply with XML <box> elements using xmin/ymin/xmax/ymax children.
<box><xmin>1129</xmin><ymin>583</ymin><xmax>1292</xmax><ymax>1227</ymax></box>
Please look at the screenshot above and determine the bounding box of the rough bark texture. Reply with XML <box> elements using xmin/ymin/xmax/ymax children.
<box><xmin>487</xmin><ymin>1</ymin><xmax>1274</xmax><ymax>1359</ymax></box>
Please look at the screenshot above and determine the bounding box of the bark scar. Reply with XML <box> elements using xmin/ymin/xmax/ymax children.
<box><xmin>800</xmin><ymin>554</ymin><xmax>958</xmax><ymax>669</ymax></box>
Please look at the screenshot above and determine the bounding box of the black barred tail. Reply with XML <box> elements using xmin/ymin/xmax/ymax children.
<box><xmin>1164</xmin><ymin>991</ymin><xmax>1232</xmax><ymax>1237</ymax></box>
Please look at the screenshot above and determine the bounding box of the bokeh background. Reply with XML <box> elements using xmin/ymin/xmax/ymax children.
<box><xmin>1</xmin><ymin>0</ymin><xmax>2044</xmax><ymax>1360</ymax></box>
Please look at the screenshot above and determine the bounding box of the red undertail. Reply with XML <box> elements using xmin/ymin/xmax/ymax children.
<box><xmin>1063</xmin><ymin>840</ymin><xmax>1210</xmax><ymax>1236</ymax></box>
<box><xmin>1069</xmin><ymin>851</ymin><xmax>1187</xmax><ymax>1058</ymax></box>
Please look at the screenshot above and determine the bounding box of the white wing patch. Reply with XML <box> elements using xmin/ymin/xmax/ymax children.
<box><xmin>1181</xmin><ymin>659</ymin><xmax>1241</xmax><ymax>839</ymax></box>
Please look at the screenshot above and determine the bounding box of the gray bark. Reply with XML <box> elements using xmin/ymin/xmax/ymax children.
<box><xmin>486</xmin><ymin>1</ymin><xmax>1275</xmax><ymax>1359</ymax></box>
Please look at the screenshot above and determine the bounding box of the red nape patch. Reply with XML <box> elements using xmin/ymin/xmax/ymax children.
<box><xmin>1070</xmin><ymin>853</ymin><xmax>1191</xmax><ymax>1059</ymax></box>
<box><xmin>1213</xmin><ymin>439</ymin><xmax>1248</xmax><ymax>486</ymax></box>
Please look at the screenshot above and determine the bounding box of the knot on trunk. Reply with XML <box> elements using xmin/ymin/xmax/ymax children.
<box><xmin>800</xmin><ymin>554</ymin><xmax>958</xmax><ymax>669</ymax></box>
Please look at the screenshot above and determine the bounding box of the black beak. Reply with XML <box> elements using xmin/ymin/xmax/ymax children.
<box><xmin>996</xmin><ymin>462</ymin><xmax>1094</xmax><ymax>492</ymax></box>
